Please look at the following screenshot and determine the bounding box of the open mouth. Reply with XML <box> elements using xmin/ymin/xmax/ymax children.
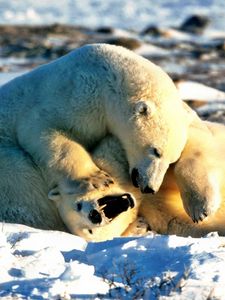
<box><xmin>97</xmin><ymin>193</ymin><xmax>135</xmax><ymax>219</ymax></box>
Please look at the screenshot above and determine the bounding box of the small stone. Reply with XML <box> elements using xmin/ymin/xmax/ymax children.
<box><xmin>103</xmin><ymin>37</ymin><xmax>141</xmax><ymax>50</ymax></box>
<box><xmin>96</xmin><ymin>27</ymin><xmax>114</xmax><ymax>34</ymax></box>
<box><xmin>141</xmin><ymin>25</ymin><xmax>162</xmax><ymax>37</ymax></box>
<box><xmin>179</xmin><ymin>15</ymin><xmax>210</xmax><ymax>34</ymax></box>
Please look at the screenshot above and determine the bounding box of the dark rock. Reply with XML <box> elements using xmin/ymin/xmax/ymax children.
<box><xmin>180</xmin><ymin>15</ymin><xmax>210</xmax><ymax>34</ymax></box>
<box><xmin>197</xmin><ymin>103</ymin><xmax>225</xmax><ymax>124</ymax></box>
<box><xmin>214</xmin><ymin>40</ymin><xmax>225</xmax><ymax>57</ymax></box>
<box><xmin>0</xmin><ymin>24</ymin><xmax>87</xmax><ymax>39</ymax></box>
<box><xmin>0</xmin><ymin>24</ymin><xmax>225</xmax><ymax>95</ymax></box>
<box><xmin>141</xmin><ymin>25</ymin><xmax>162</xmax><ymax>37</ymax></box>
<box><xmin>206</xmin><ymin>111</ymin><xmax>225</xmax><ymax>124</ymax></box>
<box><xmin>0</xmin><ymin>24</ymin><xmax>89</xmax><ymax>60</ymax></box>
<box><xmin>103</xmin><ymin>37</ymin><xmax>141</xmax><ymax>50</ymax></box>
<box><xmin>2</xmin><ymin>42</ymin><xmax>70</xmax><ymax>60</ymax></box>
<box><xmin>96</xmin><ymin>27</ymin><xmax>114</xmax><ymax>34</ymax></box>
<box><xmin>185</xmin><ymin>100</ymin><xmax>208</xmax><ymax>110</ymax></box>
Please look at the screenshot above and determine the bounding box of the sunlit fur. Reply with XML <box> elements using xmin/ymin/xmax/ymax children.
<box><xmin>64</xmin><ymin>119</ymin><xmax>225</xmax><ymax>240</ymax></box>
<box><xmin>0</xmin><ymin>44</ymin><xmax>191</xmax><ymax>229</ymax></box>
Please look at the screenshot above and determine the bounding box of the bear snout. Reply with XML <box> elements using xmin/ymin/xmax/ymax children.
<box><xmin>141</xmin><ymin>185</ymin><xmax>156</xmax><ymax>194</ymax></box>
<box><xmin>131</xmin><ymin>159</ymin><xmax>169</xmax><ymax>194</ymax></box>
<box><xmin>88</xmin><ymin>209</ymin><xmax>102</xmax><ymax>224</ymax></box>
<box><xmin>97</xmin><ymin>193</ymin><xmax>135</xmax><ymax>220</ymax></box>
<box><xmin>131</xmin><ymin>167</ymin><xmax>156</xmax><ymax>194</ymax></box>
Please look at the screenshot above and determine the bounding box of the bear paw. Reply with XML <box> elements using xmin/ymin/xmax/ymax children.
<box><xmin>183</xmin><ymin>193</ymin><xmax>220</xmax><ymax>223</ymax></box>
<box><xmin>83</xmin><ymin>170</ymin><xmax>115</xmax><ymax>191</ymax></box>
<box><xmin>125</xmin><ymin>216</ymin><xmax>151</xmax><ymax>236</ymax></box>
<box><xmin>186</xmin><ymin>204</ymin><xmax>208</xmax><ymax>223</ymax></box>
<box><xmin>55</xmin><ymin>170</ymin><xmax>115</xmax><ymax>196</ymax></box>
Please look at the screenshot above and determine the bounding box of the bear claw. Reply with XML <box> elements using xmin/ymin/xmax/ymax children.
<box><xmin>189</xmin><ymin>207</ymin><xmax>210</xmax><ymax>223</ymax></box>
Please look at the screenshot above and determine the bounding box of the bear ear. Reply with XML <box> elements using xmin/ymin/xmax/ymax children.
<box><xmin>48</xmin><ymin>186</ymin><xmax>61</xmax><ymax>202</ymax></box>
<box><xmin>134</xmin><ymin>101</ymin><xmax>155</xmax><ymax>117</ymax></box>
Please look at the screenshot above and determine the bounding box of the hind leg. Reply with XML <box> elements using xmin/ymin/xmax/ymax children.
<box><xmin>0</xmin><ymin>144</ymin><xmax>66</xmax><ymax>231</ymax></box>
<box><xmin>167</xmin><ymin>217</ymin><xmax>213</xmax><ymax>237</ymax></box>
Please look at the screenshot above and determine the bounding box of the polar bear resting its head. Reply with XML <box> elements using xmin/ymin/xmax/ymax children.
<box><xmin>49</xmin><ymin>119</ymin><xmax>225</xmax><ymax>241</ymax></box>
<box><xmin>48</xmin><ymin>136</ymin><xmax>141</xmax><ymax>241</ymax></box>
<box><xmin>0</xmin><ymin>43</ymin><xmax>195</xmax><ymax>232</ymax></box>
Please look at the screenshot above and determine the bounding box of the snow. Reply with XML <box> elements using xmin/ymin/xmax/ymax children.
<box><xmin>0</xmin><ymin>223</ymin><xmax>108</xmax><ymax>298</ymax></box>
<box><xmin>0</xmin><ymin>0</ymin><xmax>225</xmax><ymax>32</ymax></box>
<box><xmin>135</xmin><ymin>43</ymin><xmax>170</xmax><ymax>57</ymax></box>
<box><xmin>0</xmin><ymin>223</ymin><xmax>225</xmax><ymax>299</ymax></box>
<box><xmin>176</xmin><ymin>80</ymin><xmax>225</xmax><ymax>102</ymax></box>
<box><xmin>0</xmin><ymin>72</ymin><xmax>23</xmax><ymax>86</ymax></box>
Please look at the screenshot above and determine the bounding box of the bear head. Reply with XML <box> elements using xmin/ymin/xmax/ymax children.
<box><xmin>103</xmin><ymin>47</ymin><xmax>194</xmax><ymax>194</ymax></box>
<box><xmin>48</xmin><ymin>179</ymin><xmax>138</xmax><ymax>241</ymax></box>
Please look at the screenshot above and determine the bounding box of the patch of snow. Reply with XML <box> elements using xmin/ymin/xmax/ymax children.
<box><xmin>0</xmin><ymin>72</ymin><xmax>27</xmax><ymax>86</ymax></box>
<box><xmin>1</xmin><ymin>223</ymin><xmax>225</xmax><ymax>298</ymax></box>
<box><xmin>135</xmin><ymin>43</ymin><xmax>169</xmax><ymax>57</ymax></box>
<box><xmin>176</xmin><ymin>80</ymin><xmax>225</xmax><ymax>101</ymax></box>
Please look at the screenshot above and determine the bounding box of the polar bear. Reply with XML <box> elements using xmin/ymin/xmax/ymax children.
<box><xmin>49</xmin><ymin>119</ymin><xmax>225</xmax><ymax>240</ymax></box>
<box><xmin>48</xmin><ymin>137</ymin><xmax>141</xmax><ymax>241</ymax></box>
<box><xmin>0</xmin><ymin>44</ymin><xmax>191</xmax><ymax>228</ymax></box>
<box><xmin>139</xmin><ymin>120</ymin><xmax>225</xmax><ymax>238</ymax></box>
<box><xmin>140</xmin><ymin>119</ymin><xmax>225</xmax><ymax>237</ymax></box>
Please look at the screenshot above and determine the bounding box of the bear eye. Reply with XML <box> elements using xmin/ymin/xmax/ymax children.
<box><xmin>135</xmin><ymin>102</ymin><xmax>149</xmax><ymax>116</ymax></box>
<box><xmin>149</xmin><ymin>147</ymin><xmax>162</xmax><ymax>158</ymax></box>
<box><xmin>134</xmin><ymin>101</ymin><xmax>155</xmax><ymax>117</ymax></box>
<box><xmin>138</xmin><ymin>103</ymin><xmax>148</xmax><ymax>115</ymax></box>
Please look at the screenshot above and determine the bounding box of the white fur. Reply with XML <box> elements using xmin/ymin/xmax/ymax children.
<box><xmin>0</xmin><ymin>44</ymin><xmax>190</xmax><ymax>229</ymax></box>
<box><xmin>73</xmin><ymin>119</ymin><xmax>225</xmax><ymax>240</ymax></box>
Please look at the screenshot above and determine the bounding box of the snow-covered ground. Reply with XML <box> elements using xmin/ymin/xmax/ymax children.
<box><xmin>0</xmin><ymin>223</ymin><xmax>225</xmax><ymax>299</ymax></box>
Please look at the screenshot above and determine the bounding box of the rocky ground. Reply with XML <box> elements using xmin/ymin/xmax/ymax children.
<box><xmin>0</xmin><ymin>15</ymin><xmax>224</xmax><ymax>123</ymax></box>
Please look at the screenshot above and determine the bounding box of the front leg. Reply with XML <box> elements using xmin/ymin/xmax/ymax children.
<box><xmin>174</xmin><ymin>120</ymin><xmax>221</xmax><ymax>223</ymax></box>
<box><xmin>20</xmin><ymin>129</ymin><xmax>114</xmax><ymax>193</ymax></box>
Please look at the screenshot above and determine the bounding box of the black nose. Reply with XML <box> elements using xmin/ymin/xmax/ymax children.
<box><xmin>142</xmin><ymin>186</ymin><xmax>156</xmax><ymax>194</ymax></box>
<box><xmin>131</xmin><ymin>168</ymin><xmax>139</xmax><ymax>188</ymax></box>
<box><xmin>88</xmin><ymin>209</ymin><xmax>102</xmax><ymax>224</ymax></box>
